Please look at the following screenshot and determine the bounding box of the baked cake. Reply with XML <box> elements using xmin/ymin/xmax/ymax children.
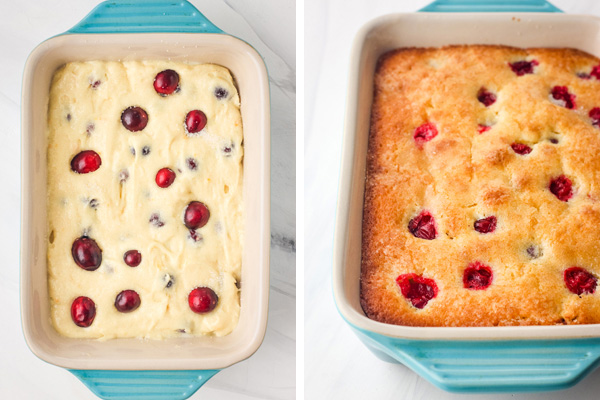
<box><xmin>47</xmin><ymin>61</ymin><xmax>243</xmax><ymax>339</ymax></box>
<box><xmin>361</xmin><ymin>45</ymin><xmax>600</xmax><ymax>327</ymax></box>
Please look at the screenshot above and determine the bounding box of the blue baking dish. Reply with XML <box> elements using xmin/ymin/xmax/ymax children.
<box><xmin>333</xmin><ymin>0</ymin><xmax>600</xmax><ymax>393</ymax></box>
<box><xmin>21</xmin><ymin>1</ymin><xmax>270</xmax><ymax>399</ymax></box>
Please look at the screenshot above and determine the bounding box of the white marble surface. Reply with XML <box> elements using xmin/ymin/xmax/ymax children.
<box><xmin>0</xmin><ymin>0</ymin><xmax>295</xmax><ymax>399</ymax></box>
<box><xmin>305</xmin><ymin>0</ymin><xmax>600</xmax><ymax>399</ymax></box>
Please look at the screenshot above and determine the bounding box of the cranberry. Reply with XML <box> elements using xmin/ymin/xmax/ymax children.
<box><xmin>463</xmin><ymin>262</ymin><xmax>493</xmax><ymax>290</ymax></box>
<box><xmin>413</xmin><ymin>122</ymin><xmax>438</xmax><ymax>146</ymax></box>
<box><xmin>189</xmin><ymin>229</ymin><xmax>202</xmax><ymax>242</ymax></box>
<box><xmin>408</xmin><ymin>211</ymin><xmax>437</xmax><ymax>240</ymax></box>
<box><xmin>123</xmin><ymin>250</ymin><xmax>142</xmax><ymax>267</ymax></box>
<box><xmin>396</xmin><ymin>273</ymin><xmax>438</xmax><ymax>309</ymax></box>
<box><xmin>478</xmin><ymin>124</ymin><xmax>491</xmax><ymax>134</ymax></box>
<box><xmin>550</xmin><ymin>86</ymin><xmax>576</xmax><ymax>109</ymax></box>
<box><xmin>154</xmin><ymin>69</ymin><xmax>180</xmax><ymax>95</ymax></box>
<box><xmin>589</xmin><ymin>107</ymin><xmax>600</xmax><ymax>126</ymax></box>
<box><xmin>71</xmin><ymin>296</ymin><xmax>96</xmax><ymax>327</ymax></box>
<box><xmin>149</xmin><ymin>213</ymin><xmax>165</xmax><ymax>227</ymax></box>
<box><xmin>71</xmin><ymin>150</ymin><xmax>102</xmax><ymax>174</ymax></box>
<box><xmin>591</xmin><ymin>65</ymin><xmax>600</xmax><ymax>80</ymax></box>
<box><xmin>549</xmin><ymin>138</ymin><xmax>559</xmax><ymax>144</ymax></box>
<box><xmin>185</xmin><ymin>110</ymin><xmax>207</xmax><ymax>134</ymax></box>
<box><xmin>564</xmin><ymin>267</ymin><xmax>597</xmax><ymax>295</ymax></box>
<box><xmin>477</xmin><ymin>87</ymin><xmax>496</xmax><ymax>107</ymax></box>
<box><xmin>114</xmin><ymin>290</ymin><xmax>141</xmax><ymax>313</ymax></box>
<box><xmin>186</xmin><ymin>157</ymin><xmax>198</xmax><ymax>170</ymax></box>
<box><xmin>511</xmin><ymin>143</ymin><xmax>532</xmax><ymax>155</ymax></box>
<box><xmin>155</xmin><ymin>168</ymin><xmax>176</xmax><ymax>188</ymax></box>
<box><xmin>121</xmin><ymin>106</ymin><xmax>148</xmax><ymax>132</ymax></box>
<box><xmin>188</xmin><ymin>287</ymin><xmax>218</xmax><ymax>313</ymax></box>
<box><xmin>550</xmin><ymin>175</ymin><xmax>573</xmax><ymax>202</ymax></box>
<box><xmin>509</xmin><ymin>60</ymin><xmax>538</xmax><ymax>76</ymax></box>
<box><xmin>474</xmin><ymin>216</ymin><xmax>497</xmax><ymax>234</ymax></box>
<box><xmin>71</xmin><ymin>237</ymin><xmax>102</xmax><ymax>271</ymax></box>
<box><xmin>214</xmin><ymin>87</ymin><xmax>228</xmax><ymax>99</ymax></box>
<box><xmin>222</xmin><ymin>144</ymin><xmax>233</xmax><ymax>156</ymax></box>
<box><xmin>184</xmin><ymin>201</ymin><xmax>210</xmax><ymax>230</ymax></box>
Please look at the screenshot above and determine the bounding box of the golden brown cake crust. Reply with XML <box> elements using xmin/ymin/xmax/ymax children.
<box><xmin>361</xmin><ymin>45</ymin><xmax>600</xmax><ymax>327</ymax></box>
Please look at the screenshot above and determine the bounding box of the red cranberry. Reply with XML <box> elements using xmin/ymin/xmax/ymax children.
<box><xmin>463</xmin><ymin>262</ymin><xmax>493</xmax><ymax>290</ymax></box>
<box><xmin>71</xmin><ymin>296</ymin><xmax>96</xmax><ymax>327</ymax></box>
<box><xmin>154</xmin><ymin>69</ymin><xmax>180</xmax><ymax>95</ymax></box>
<box><xmin>564</xmin><ymin>267</ymin><xmax>597</xmax><ymax>295</ymax></box>
<box><xmin>474</xmin><ymin>216</ymin><xmax>497</xmax><ymax>234</ymax></box>
<box><xmin>589</xmin><ymin>107</ymin><xmax>600</xmax><ymax>126</ymax></box>
<box><xmin>149</xmin><ymin>213</ymin><xmax>165</xmax><ymax>227</ymax></box>
<box><xmin>396</xmin><ymin>273</ymin><xmax>438</xmax><ymax>309</ymax></box>
<box><xmin>185</xmin><ymin>110</ymin><xmax>207</xmax><ymax>134</ymax></box>
<box><xmin>591</xmin><ymin>65</ymin><xmax>600</xmax><ymax>80</ymax></box>
<box><xmin>184</xmin><ymin>201</ymin><xmax>210</xmax><ymax>230</ymax></box>
<box><xmin>188</xmin><ymin>287</ymin><xmax>218</xmax><ymax>313</ymax></box>
<box><xmin>511</xmin><ymin>143</ymin><xmax>532</xmax><ymax>155</ymax></box>
<box><xmin>155</xmin><ymin>168</ymin><xmax>176</xmax><ymax>188</ymax></box>
<box><xmin>123</xmin><ymin>250</ymin><xmax>141</xmax><ymax>267</ymax></box>
<box><xmin>121</xmin><ymin>106</ymin><xmax>148</xmax><ymax>132</ymax></box>
<box><xmin>550</xmin><ymin>175</ymin><xmax>573</xmax><ymax>202</ymax></box>
<box><xmin>477</xmin><ymin>87</ymin><xmax>496</xmax><ymax>107</ymax></box>
<box><xmin>72</xmin><ymin>237</ymin><xmax>102</xmax><ymax>271</ymax></box>
<box><xmin>71</xmin><ymin>150</ymin><xmax>102</xmax><ymax>174</ymax></box>
<box><xmin>186</xmin><ymin>157</ymin><xmax>198</xmax><ymax>170</ymax></box>
<box><xmin>413</xmin><ymin>123</ymin><xmax>438</xmax><ymax>146</ymax></box>
<box><xmin>478</xmin><ymin>124</ymin><xmax>491</xmax><ymax>134</ymax></box>
<box><xmin>509</xmin><ymin>60</ymin><xmax>538</xmax><ymax>76</ymax></box>
<box><xmin>189</xmin><ymin>229</ymin><xmax>202</xmax><ymax>242</ymax></box>
<box><xmin>551</xmin><ymin>86</ymin><xmax>576</xmax><ymax>109</ymax></box>
<box><xmin>408</xmin><ymin>211</ymin><xmax>437</xmax><ymax>240</ymax></box>
<box><xmin>114</xmin><ymin>290</ymin><xmax>141</xmax><ymax>313</ymax></box>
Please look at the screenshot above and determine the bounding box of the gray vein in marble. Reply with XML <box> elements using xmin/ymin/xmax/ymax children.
<box><xmin>271</xmin><ymin>233</ymin><xmax>296</xmax><ymax>252</ymax></box>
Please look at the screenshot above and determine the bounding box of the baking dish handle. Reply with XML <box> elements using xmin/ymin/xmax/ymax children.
<box><xmin>67</xmin><ymin>0</ymin><xmax>223</xmax><ymax>34</ymax></box>
<box><xmin>70</xmin><ymin>369</ymin><xmax>220</xmax><ymax>400</ymax></box>
<box><xmin>420</xmin><ymin>0</ymin><xmax>562</xmax><ymax>13</ymax></box>
<box><xmin>354</xmin><ymin>326</ymin><xmax>600</xmax><ymax>392</ymax></box>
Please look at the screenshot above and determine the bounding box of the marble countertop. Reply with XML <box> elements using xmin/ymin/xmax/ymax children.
<box><xmin>0</xmin><ymin>0</ymin><xmax>295</xmax><ymax>399</ymax></box>
<box><xmin>305</xmin><ymin>0</ymin><xmax>600</xmax><ymax>399</ymax></box>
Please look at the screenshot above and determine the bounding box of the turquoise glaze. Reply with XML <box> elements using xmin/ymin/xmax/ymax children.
<box><xmin>64</xmin><ymin>1</ymin><xmax>223</xmax><ymax>398</ymax></box>
<box><xmin>348</xmin><ymin>319</ymin><xmax>600</xmax><ymax>393</ymax></box>
<box><xmin>71</xmin><ymin>370</ymin><xmax>220</xmax><ymax>400</ymax></box>
<box><xmin>339</xmin><ymin>0</ymin><xmax>600</xmax><ymax>394</ymax></box>
<box><xmin>68</xmin><ymin>0</ymin><xmax>223</xmax><ymax>34</ymax></box>
<box><xmin>420</xmin><ymin>0</ymin><xmax>562</xmax><ymax>13</ymax></box>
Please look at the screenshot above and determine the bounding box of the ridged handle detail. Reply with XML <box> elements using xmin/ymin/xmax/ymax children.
<box><xmin>70</xmin><ymin>369</ymin><xmax>220</xmax><ymax>400</ymax></box>
<box><xmin>68</xmin><ymin>0</ymin><xmax>223</xmax><ymax>34</ymax></box>
<box><xmin>355</xmin><ymin>328</ymin><xmax>600</xmax><ymax>392</ymax></box>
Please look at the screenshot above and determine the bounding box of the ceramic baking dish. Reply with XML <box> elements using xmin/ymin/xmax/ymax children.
<box><xmin>334</xmin><ymin>0</ymin><xmax>600</xmax><ymax>393</ymax></box>
<box><xmin>20</xmin><ymin>1</ymin><xmax>270</xmax><ymax>399</ymax></box>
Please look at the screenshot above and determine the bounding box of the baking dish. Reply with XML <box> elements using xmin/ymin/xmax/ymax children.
<box><xmin>333</xmin><ymin>0</ymin><xmax>600</xmax><ymax>393</ymax></box>
<box><xmin>20</xmin><ymin>1</ymin><xmax>270</xmax><ymax>399</ymax></box>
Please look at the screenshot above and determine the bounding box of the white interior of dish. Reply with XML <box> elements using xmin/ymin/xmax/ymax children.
<box><xmin>334</xmin><ymin>12</ymin><xmax>600</xmax><ymax>340</ymax></box>
<box><xmin>21</xmin><ymin>33</ymin><xmax>270</xmax><ymax>370</ymax></box>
